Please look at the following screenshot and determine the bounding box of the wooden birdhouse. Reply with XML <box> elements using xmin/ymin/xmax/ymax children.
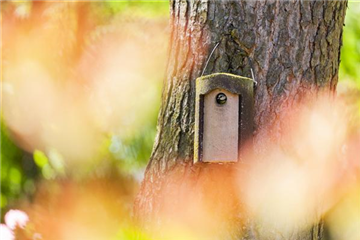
<box><xmin>194</xmin><ymin>73</ymin><xmax>254</xmax><ymax>163</ymax></box>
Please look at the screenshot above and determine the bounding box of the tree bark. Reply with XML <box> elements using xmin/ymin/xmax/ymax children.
<box><xmin>134</xmin><ymin>1</ymin><xmax>347</xmax><ymax>239</ymax></box>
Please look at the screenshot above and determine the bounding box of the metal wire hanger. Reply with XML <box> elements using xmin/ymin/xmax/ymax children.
<box><xmin>201</xmin><ymin>41</ymin><xmax>258</xmax><ymax>86</ymax></box>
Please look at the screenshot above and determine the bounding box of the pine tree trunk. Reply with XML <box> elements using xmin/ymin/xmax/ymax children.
<box><xmin>134</xmin><ymin>1</ymin><xmax>347</xmax><ymax>239</ymax></box>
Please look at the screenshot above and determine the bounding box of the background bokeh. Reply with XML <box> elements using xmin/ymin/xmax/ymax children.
<box><xmin>1</xmin><ymin>3</ymin><xmax>169</xmax><ymax>234</ymax></box>
<box><xmin>1</xmin><ymin>1</ymin><xmax>359</xmax><ymax>240</ymax></box>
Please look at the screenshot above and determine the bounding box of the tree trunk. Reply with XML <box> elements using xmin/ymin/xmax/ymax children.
<box><xmin>134</xmin><ymin>1</ymin><xmax>347</xmax><ymax>239</ymax></box>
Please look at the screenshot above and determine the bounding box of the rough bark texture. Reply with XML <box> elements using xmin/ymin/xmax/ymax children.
<box><xmin>135</xmin><ymin>1</ymin><xmax>347</xmax><ymax>239</ymax></box>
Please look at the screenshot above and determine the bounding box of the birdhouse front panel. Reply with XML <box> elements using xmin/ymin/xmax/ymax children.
<box><xmin>203</xmin><ymin>89</ymin><xmax>239</xmax><ymax>162</ymax></box>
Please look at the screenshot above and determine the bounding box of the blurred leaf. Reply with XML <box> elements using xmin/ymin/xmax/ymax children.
<box><xmin>48</xmin><ymin>148</ymin><xmax>66</xmax><ymax>176</ymax></box>
<box><xmin>115</xmin><ymin>227</ymin><xmax>153</xmax><ymax>240</ymax></box>
<box><xmin>0</xmin><ymin>194</ymin><xmax>8</xmax><ymax>209</ymax></box>
<box><xmin>33</xmin><ymin>150</ymin><xmax>49</xmax><ymax>168</ymax></box>
<box><xmin>42</xmin><ymin>164</ymin><xmax>56</xmax><ymax>180</ymax></box>
<box><xmin>9</xmin><ymin>168</ymin><xmax>22</xmax><ymax>184</ymax></box>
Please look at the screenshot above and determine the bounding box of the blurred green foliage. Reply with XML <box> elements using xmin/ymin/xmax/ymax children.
<box><xmin>101</xmin><ymin>1</ymin><xmax>169</xmax><ymax>18</ymax></box>
<box><xmin>1</xmin><ymin>123</ymin><xmax>38</xmax><ymax>220</ymax></box>
<box><xmin>339</xmin><ymin>2</ymin><xmax>360</xmax><ymax>89</ymax></box>
<box><xmin>338</xmin><ymin>2</ymin><xmax>360</xmax><ymax>127</ymax></box>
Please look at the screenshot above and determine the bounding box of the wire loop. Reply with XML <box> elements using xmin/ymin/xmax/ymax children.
<box><xmin>201</xmin><ymin>41</ymin><xmax>257</xmax><ymax>86</ymax></box>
